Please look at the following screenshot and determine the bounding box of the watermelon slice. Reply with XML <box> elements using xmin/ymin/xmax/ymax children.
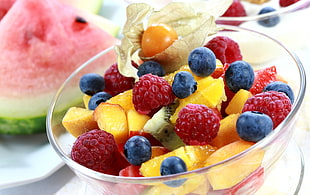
<box><xmin>0</xmin><ymin>0</ymin><xmax>118</xmax><ymax>134</ymax></box>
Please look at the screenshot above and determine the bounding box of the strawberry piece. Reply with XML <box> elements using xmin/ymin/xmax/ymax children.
<box><xmin>119</xmin><ymin>165</ymin><xmax>143</xmax><ymax>177</ymax></box>
<box><xmin>280</xmin><ymin>0</ymin><xmax>300</xmax><ymax>7</ymax></box>
<box><xmin>249</xmin><ymin>66</ymin><xmax>277</xmax><ymax>95</ymax></box>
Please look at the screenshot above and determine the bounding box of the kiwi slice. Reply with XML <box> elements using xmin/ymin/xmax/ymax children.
<box><xmin>143</xmin><ymin>105</ymin><xmax>185</xmax><ymax>151</ymax></box>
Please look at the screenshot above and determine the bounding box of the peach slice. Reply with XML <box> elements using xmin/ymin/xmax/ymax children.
<box><xmin>210</xmin><ymin>113</ymin><xmax>241</xmax><ymax>148</ymax></box>
<box><xmin>93</xmin><ymin>102</ymin><xmax>128</xmax><ymax>144</ymax></box>
<box><xmin>205</xmin><ymin>140</ymin><xmax>265</xmax><ymax>190</ymax></box>
<box><xmin>62</xmin><ymin>107</ymin><xmax>98</xmax><ymax>137</ymax></box>
<box><xmin>106</xmin><ymin>89</ymin><xmax>134</xmax><ymax>111</ymax></box>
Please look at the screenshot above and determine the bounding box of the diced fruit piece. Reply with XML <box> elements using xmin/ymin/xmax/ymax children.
<box><xmin>163</xmin><ymin>65</ymin><xmax>202</xmax><ymax>85</ymax></box>
<box><xmin>151</xmin><ymin>146</ymin><xmax>170</xmax><ymax>158</ymax></box>
<box><xmin>225</xmin><ymin>89</ymin><xmax>252</xmax><ymax>115</ymax></box>
<box><xmin>188</xmin><ymin>47</ymin><xmax>216</xmax><ymax>77</ymax></box>
<box><xmin>223</xmin><ymin>166</ymin><xmax>264</xmax><ymax>194</ymax></box>
<box><xmin>174</xmin><ymin>104</ymin><xmax>220</xmax><ymax>145</ymax></box>
<box><xmin>205</xmin><ymin>140</ymin><xmax>265</xmax><ymax>190</ymax></box>
<box><xmin>124</xmin><ymin>136</ymin><xmax>152</xmax><ymax>166</ymax></box>
<box><xmin>93</xmin><ymin>102</ymin><xmax>128</xmax><ymax>144</ymax></box>
<box><xmin>127</xmin><ymin>109</ymin><xmax>151</xmax><ymax>132</ymax></box>
<box><xmin>249</xmin><ymin>66</ymin><xmax>277</xmax><ymax>95</ymax></box>
<box><xmin>0</xmin><ymin>0</ymin><xmax>118</xmax><ymax>134</ymax></box>
<box><xmin>106</xmin><ymin>89</ymin><xmax>134</xmax><ymax>111</ymax></box>
<box><xmin>62</xmin><ymin>107</ymin><xmax>98</xmax><ymax>137</ymax></box>
<box><xmin>143</xmin><ymin>106</ymin><xmax>185</xmax><ymax>151</ymax></box>
<box><xmin>210</xmin><ymin>113</ymin><xmax>241</xmax><ymax>148</ymax></box>
<box><xmin>71</xmin><ymin>129</ymin><xmax>127</xmax><ymax>175</ymax></box>
<box><xmin>144</xmin><ymin>174</ymin><xmax>209</xmax><ymax>195</ymax></box>
<box><xmin>83</xmin><ymin>94</ymin><xmax>91</xmax><ymax>109</ymax></box>
<box><xmin>119</xmin><ymin>165</ymin><xmax>143</xmax><ymax>177</ymax></box>
<box><xmin>141</xmin><ymin>23</ymin><xmax>178</xmax><ymax>57</ymax></box>
<box><xmin>211</xmin><ymin>59</ymin><xmax>224</xmax><ymax>78</ymax></box>
<box><xmin>237</xmin><ymin>111</ymin><xmax>273</xmax><ymax>142</ymax></box>
<box><xmin>170</xmin><ymin>76</ymin><xmax>226</xmax><ymax>123</ymax></box>
<box><xmin>140</xmin><ymin>145</ymin><xmax>216</xmax><ymax>177</ymax></box>
<box><xmin>224</xmin><ymin>60</ymin><xmax>255</xmax><ymax>93</ymax></box>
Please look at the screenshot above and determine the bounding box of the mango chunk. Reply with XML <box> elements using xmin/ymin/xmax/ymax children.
<box><xmin>62</xmin><ymin>107</ymin><xmax>98</xmax><ymax>137</ymax></box>
<box><xmin>225</xmin><ymin>89</ymin><xmax>252</xmax><ymax>115</ymax></box>
<box><xmin>170</xmin><ymin>77</ymin><xmax>226</xmax><ymax>123</ymax></box>
<box><xmin>205</xmin><ymin>140</ymin><xmax>265</xmax><ymax>190</ymax></box>
<box><xmin>211</xmin><ymin>113</ymin><xmax>241</xmax><ymax>148</ymax></box>
<box><xmin>127</xmin><ymin>109</ymin><xmax>150</xmax><ymax>132</ymax></box>
<box><xmin>140</xmin><ymin>145</ymin><xmax>216</xmax><ymax>177</ymax></box>
<box><xmin>93</xmin><ymin>102</ymin><xmax>128</xmax><ymax>144</ymax></box>
<box><xmin>106</xmin><ymin>89</ymin><xmax>134</xmax><ymax>111</ymax></box>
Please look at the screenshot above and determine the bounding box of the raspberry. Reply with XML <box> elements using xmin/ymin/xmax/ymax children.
<box><xmin>133</xmin><ymin>74</ymin><xmax>175</xmax><ymax>115</ymax></box>
<box><xmin>104</xmin><ymin>62</ymin><xmax>137</xmax><ymax>96</ymax></box>
<box><xmin>242</xmin><ymin>91</ymin><xmax>292</xmax><ymax>128</ymax></box>
<box><xmin>174</xmin><ymin>104</ymin><xmax>220</xmax><ymax>145</ymax></box>
<box><xmin>249</xmin><ymin>66</ymin><xmax>277</xmax><ymax>95</ymax></box>
<box><xmin>217</xmin><ymin>0</ymin><xmax>247</xmax><ymax>26</ymax></box>
<box><xmin>204</xmin><ymin>36</ymin><xmax>242</xmax><ymax>64</ymax></box>
<box><xmin>71</xmin><ymin>129</ymin><xmax>123</xmax><ymax>175</ymax></box>
<box><xmin>280</xmin><ymin>0</ymin><xmax>300</xmax><ymax>7</ymax></box>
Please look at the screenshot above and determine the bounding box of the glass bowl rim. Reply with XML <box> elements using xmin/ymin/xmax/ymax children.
<box><xmin>46</xmin><ymin>25</ymin><xmax>306</xmax><ymax>184</ymax></box>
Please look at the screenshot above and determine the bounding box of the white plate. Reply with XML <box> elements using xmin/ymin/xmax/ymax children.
<box><xmin>0</xmin><ymin>133</ymin><xmax>64</xmax><ymax>189</ymax></box>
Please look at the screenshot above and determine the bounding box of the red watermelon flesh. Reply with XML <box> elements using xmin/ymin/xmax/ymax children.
<box><xmin>0</xmin><ymin>0</ymin><xmax>118</xmax><ymax>134</ymax></box>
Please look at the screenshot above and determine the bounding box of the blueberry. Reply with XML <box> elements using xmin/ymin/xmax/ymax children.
<box><xmin>79</xmin><ymin>73</ymin><xmax>105</xmax><ymax>95</ymax></box>
<box><xmin>172</xmin><ymin>71</ymin><xmax>197</xmax><ymax>99</ymax></box>
<box><xmin>124</xmin><ymin>136</ymin><xmax>152</xmax><ymax>166</ymax></box>
<box><xmin>263</xmin><ymin>81</ymin><xmax>294</xmax><ymax>104</ymax></box>
<box><xmin>160</xmin><ymin>156</ymin><xmax>187</xmax><ymax>187</ymax></box>
<box><xmin>224</xmin><ymin>60</ymin><xmax>254</xmax><ymax>93</ymax></box>
<box><xmin>88</xmin><ymin>91</ymin><xmax>112</xmax><ymax>110</ymax></box>
<box><xmin>236</xmin><ymin>111</ymin><xmax>273</xmax><ymax>142</ymax></box>
<box><xmin>137</xmin><ymin>61</ymin><xmax>166</xmax><ymax>77</ymax></box>
<box><xmin>257</xmin><ymin>7</ymin><xmax>280</xmax><ymax>27</ymax></box>
<box><xmin>188</xmin><ymin>47</ymin><xmax>216</xmax><ymax>77</ymax></box>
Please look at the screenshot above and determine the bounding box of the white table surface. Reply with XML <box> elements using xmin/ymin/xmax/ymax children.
<box><xmin>1</xmin><ymin>0</ymin><xmax>310</xmax><ymax>194</ymax></box>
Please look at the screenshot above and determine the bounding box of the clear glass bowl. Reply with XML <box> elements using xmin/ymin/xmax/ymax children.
<box><xmin>217</xmin><ymin>0</ymin><xmax>310</xmax><ymax>50</ymax></box>
<box><xmin>46</xmin><ymin>25</ymin><xmax>306</xmax><ymax>195</ymax></box>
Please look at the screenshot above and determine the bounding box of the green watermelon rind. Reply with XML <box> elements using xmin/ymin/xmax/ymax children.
<box><xmin>0</xmin><ymin>115</ymin><xmax>46</xmax><ymax>134</ymax></box>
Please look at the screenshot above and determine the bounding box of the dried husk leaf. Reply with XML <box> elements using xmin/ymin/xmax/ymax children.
<box><xmin>116</xmin><ymin>0</ymin><xmax>233</xmax><ymax>80</ymax></box>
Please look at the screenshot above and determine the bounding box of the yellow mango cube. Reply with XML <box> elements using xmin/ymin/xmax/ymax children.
<box><xmin>225</xmin><ymin>89</ymin><xmax>252</xmax><ymax>115</ymax></box>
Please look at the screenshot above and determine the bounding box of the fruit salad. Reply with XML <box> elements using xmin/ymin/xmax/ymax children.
<box><xmin>49</xmin><ymin>2</ymin><xmax>305</xmax><ymax>195</ymax></box>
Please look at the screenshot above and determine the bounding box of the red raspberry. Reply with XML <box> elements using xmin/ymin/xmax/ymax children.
<box><xmin>104</xmin><ymin>62</ymin><xmax>138</xmax><ymax>96</ymax></box>
<box><xmin>204</xmin><ymin>36</ymin><xmax>242</xmax><ymax>64</ymax></box>
<box><xmin>280</xmin><ymin>0</ymin><xmax>300</xmax><ymax>7</ymax></box>
<box><xmin>217</xmin><ymin>0</ymin><xmax>247</xmax><ymax>26</ymax></box>
<box><xmin>71</xmin><ymin>129</ymin><xmax>126</xmax><ymax>175</ymax></box>
<box><xmin>249</xmin><ymin>66</ymin><xmax>277</xmax><ymax>95</ymax></box>
<box><xmin>242</xmin><ymin>91</ymin><xmax>292</xmax><ymax>128</ymax></box>
<box><xmin>133</xmin><ymin>74</ymin><xmax>175</xmax><ymax>115</ymax></box>
<box><xmin>174</xmin><ymin>104</ymin><xmax>220</xmax><ymax>145</ymax></box>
